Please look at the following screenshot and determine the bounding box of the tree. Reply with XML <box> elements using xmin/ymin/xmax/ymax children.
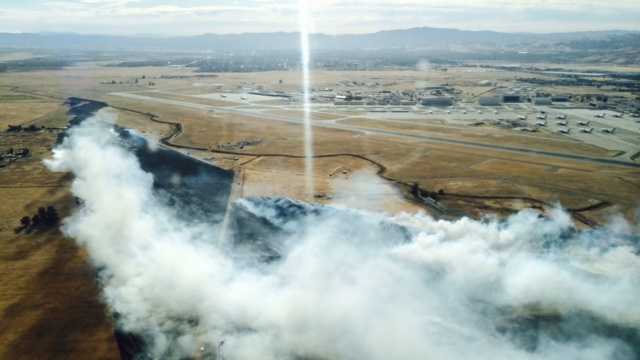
<box><xmin>31</xmin><ymin>214</ymin><xmax>40</xmax><ymax>227</ymax></box>
<box><xmin>45</xmin><ymin>206</ymin><xmax>59</xmax><ymax>226</ymax></box>
<box><xmin>20</xmin><ymin>216</ymin><xmax>31</xmax><ymax>228</ymax></box>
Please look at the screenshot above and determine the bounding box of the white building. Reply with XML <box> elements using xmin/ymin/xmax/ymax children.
<box><xmin>534</xmin><ymin>97</ymin><xmax>553</xmax><ymax>105</ymax></box>
<box><xmin>479</xmin><ymin>96</ymin><xmax>501</xmax><ymax>106</ymax></box>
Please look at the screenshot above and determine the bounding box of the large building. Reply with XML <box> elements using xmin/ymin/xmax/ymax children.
<box><xmin>502</xmin><ymin>94</ymin><xmax>524</xmax><ymax>103</ymax></box>
<box><xmin>479</xmin><ymin>96</ymin><xmax>501</xmax><ymax>106</ymax></box>
<box><xmin>421</xmin><ymin>96</ymin><xmax>454</xmax><ymax>107</ymax></box>
<box><xmin>533</xmin><ymin>97</ymin><xmax>553</xmax><ymax>105</ymax></box>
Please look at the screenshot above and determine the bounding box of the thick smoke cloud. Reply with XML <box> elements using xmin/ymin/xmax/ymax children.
<box><xmin>46</xmin><ymin>113</ymin><xmax>640</xmax><ymax>359</ymax></box>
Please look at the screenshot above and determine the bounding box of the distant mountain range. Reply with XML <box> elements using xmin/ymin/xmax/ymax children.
<box><xmin>0</xmin><ymin>27</ymin><xmax>637</xmax><ymax>53</ymax></box>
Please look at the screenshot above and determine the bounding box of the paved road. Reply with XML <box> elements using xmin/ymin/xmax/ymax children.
<box><xmin>110</xmin><ymin>92</ymin><xmax>640</xmax><ymax>169</ymax></box>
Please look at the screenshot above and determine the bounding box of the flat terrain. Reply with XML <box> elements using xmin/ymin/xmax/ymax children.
<box><xmin>59</xmin><ymin>65</ymin><xmax>632</xmax><ymax>221</ymax></box>
<box><xmin>102</xmin><ymin>94</ymin><xmax>638</xmax><ymax>223</ymax></box>
<box><xmin>1</xmin><ymin>64</ymin><xmax>637</xmax><ymax>220</ymax></box>
<box><xmin>0</xmin><ymin>103</ymin><xmax>119</xmax><ymax>358</ymax></box>
<box><xmin>0</xmin><ymin>64</ymin><xmax>639</xmax><ymax>357</ymax></box>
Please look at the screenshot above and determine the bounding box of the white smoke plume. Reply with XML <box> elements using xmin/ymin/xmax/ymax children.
<box><xmin>46</xmin><ymin>114</ymin><xmax>640</xmax><ymax>360</ymax></box>
<box><xmin>329</xmin><ymin>170</ymin><xmax>401</xmax><ymax>211</ymax></box>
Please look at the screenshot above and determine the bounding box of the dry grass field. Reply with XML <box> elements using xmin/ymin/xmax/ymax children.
<box><xmin>137</xmin><ymin>91</ymin><xmax>242</xmax><ymax>107</ymax></box>
<box><xmin>104</xmin><ymin>90</ymin><xmax>638</xmax><ymax>224</ymax></box>
<box><xmin>0</xmin><ymin>97</ymin><xmax>119</xmax><ymax>359</ymax></box>
<box><xmin>264</xmin><ymin>109</ymin><xmax>342</xmax><ymax>121</ymax></box>
<box><xmin>1</xmin><ymin>64</ymin><xmax>635</xmax><ymax>218</ymax></box>
<box><xmin>0</xmin><ymin>65</ymin><xmax>532</xmax><ymax>100</ymax></box>
<box><xmin>0</xmin><ymin>86</ymin><xmax>62</xmax><ymax>128</ymax></box>
<box><xmin>340</xmin><ymin>117</ymin><xmax>618</xmax><ymax>157</ymax></box>
<box><xmin>0</xmin><ymin>62</ymin><xmax>638</xmax><ymax>358</ymax></box>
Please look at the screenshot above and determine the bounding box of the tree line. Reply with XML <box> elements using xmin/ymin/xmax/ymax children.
<box><xmin>16</xmin><ymin>206</ymin><xmax>60</xmax><ymax>234</ymax></box>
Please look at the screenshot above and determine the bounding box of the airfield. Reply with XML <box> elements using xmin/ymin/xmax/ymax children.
<box><xmin>1</xmin><ymin>63</ymin><xmax>639</xmax><ymax>357</ymax></box>
<box><xmin>2</xmin><ymin>64</ymin><xmax>639</xmax><ymax>221</ymax></box>
<box><xmin>90</xmin><ymin>67</ymin><xmax>640</xmax><ymax>222</ymax></box>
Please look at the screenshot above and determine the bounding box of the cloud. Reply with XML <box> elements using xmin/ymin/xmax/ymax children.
<box><xmin>44</xmin><ymin>112</ymin><xmax>640</xmax><ymax>359</ymax></box>
<box><xmin>1</xmin><ymin>0</ymin><xmax>639</xmax><ymax>34</ymax></box>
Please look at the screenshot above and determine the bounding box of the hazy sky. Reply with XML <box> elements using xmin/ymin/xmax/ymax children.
<box><xmin>1</xmin><ymin>0</ymin><xmax>639</xmax><ymax>35</ymax></box>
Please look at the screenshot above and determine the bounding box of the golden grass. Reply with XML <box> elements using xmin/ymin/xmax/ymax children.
<box><xmin>3</xmin><ymin>66</ymin><xmax>638</xmax><ymax>220</ymax></box>
<box><xmin>264</xmin><ymin>109</ymin><xmax>343</xmax><ymax>121</ymax></box>
<box><xmin>0</xmin><ymin>94</ymin><xmax>119</xmax><ymax>359</ymax></box>
<box><xmin>0</xmin><ymin>102</ymin><xmax>61</xmax><ymax>128</ymax></box>
<box><xmin>0</xmin><ymin>66</ymin><xmax>637</xmax><ymax>358</ymax></box>
<box><xmin>138</xmin><ymin>91</ymin><xmax>241</xmax><ymax>107</ymax></box>
<box><xmin>109</xmin><ymin>94</ymin><xmax>639</xmax><ymax>218</ymax></box>
<box><xmin>341</xmin><ymin>117</ymin><xmax>615</xmax><ymax>158</ymax></box>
